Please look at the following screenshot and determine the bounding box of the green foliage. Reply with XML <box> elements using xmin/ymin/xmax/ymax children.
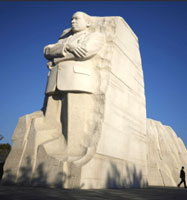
<box><xmin>0</xmin><ymin>143</ymin><xmax>11</xmax><ymax>150</ymax></box>
<box><xmin>0</xmin><ymin>143</ymin><xmax>11</xmax><ymax>162</ymax></box>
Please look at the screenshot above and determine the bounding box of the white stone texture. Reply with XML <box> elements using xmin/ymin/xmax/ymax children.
<box><xmin>147</xmin><ymin>118</ymin><xmax>187</xmax><ymax>187</ymax></box>
<box><xmin>2</xmin><ymin>14</ymin><xmax>147</xmax><ymax>188</ymax></box>
<box><xmin>80</xmin><ymin>16</ymin><xmax>147</xmax><ymax>188</ymax></box>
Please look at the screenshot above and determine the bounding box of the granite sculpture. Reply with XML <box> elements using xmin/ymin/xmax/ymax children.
<box><xmin>2</xmin><ymin>11</ymin><xmax>147</xmax><ymax>188</ymax></box>
<box><xmin>147</xmin><ymin>119</ymin><xmax>187</xmax><ymax>187</ymax></box>
<box><xmin>3</xmin><ymin>11</ymin><xmax>185</xmax><ymax>189</ymax></box>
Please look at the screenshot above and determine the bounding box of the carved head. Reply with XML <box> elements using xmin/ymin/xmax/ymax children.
<box><xmin>71</xmin><ymin>11</ymin><xmax>91</xmax><ymax>33</ymax></box>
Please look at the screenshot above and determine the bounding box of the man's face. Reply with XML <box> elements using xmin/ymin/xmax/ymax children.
<box><xmin>71</xmin><ymin>12</ymin><xmax>88</xmax><ymax>33</ymax></box>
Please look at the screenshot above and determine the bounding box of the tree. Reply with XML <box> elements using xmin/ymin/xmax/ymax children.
<box><xmin>0</xmin><ymin>135</ymin><xmax>3</xmax><ymax>141</ymax></box>
<box><xmin>0</xmin><ymin>143</ymin><xmax>11</xmax><ymax>163</ymax></box>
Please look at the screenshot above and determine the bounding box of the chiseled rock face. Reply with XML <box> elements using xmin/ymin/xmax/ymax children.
<box><xmin>147</xmin><ymin>118</ymin><xmax>187</xmax><ymax>187</ymax></box>
<box><xmin>2</xmin><ymin>13</ymin><xmax>147</xmax><ymax>189</ymax></box>
<box><xmin>80</xmin><ymin>16</ymin><xmax>147</xmax><ymax>188</ymax></box>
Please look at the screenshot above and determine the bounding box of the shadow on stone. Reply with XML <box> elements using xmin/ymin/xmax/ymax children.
<box><xmin>1</xmin><ymin>156</ymin><xmax>74</xmax><ymax>188</ymax></box>
<box><xmin>106</xmin><ymin>162</ymin><xmax>147</xmax><ymax>188</ymax></box>
<box><xmin>17</xmin><ymin>157</ymin><xmax>32</xmax><ymax>185</ymax></box>
<box><xmin>2</xmin><ymin>159</ymin><xmax>147</xmax><ymax>189</ymax></box>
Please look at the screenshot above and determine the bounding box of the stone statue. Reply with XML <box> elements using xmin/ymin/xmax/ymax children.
<box><xmin>2</xmin><ymin>11</ymin><xmax>149</xmax><ymax>189</ymax></box>
<box><xmin>35</xmin><ymin>11</ymin><xmax>106</xmax><ymax>167</ymax></box>
<box><xmin>44</xmin><ymin>11</ymin><xmax>105</xmax><ymax>94</ymax></box>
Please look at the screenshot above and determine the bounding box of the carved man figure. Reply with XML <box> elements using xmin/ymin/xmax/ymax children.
<box><xmin>44</xmin><ymin>11</ymin><xmax>104</xmax><ymax>94</ymax></box>
<box><xmin>40</xmin><ymin>11</ymin><xmax>105</xmax><ymax>165</ymax></box>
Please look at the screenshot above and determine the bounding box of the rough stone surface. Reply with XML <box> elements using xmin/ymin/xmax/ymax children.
<box><xmin>147</xmin><ymin>118</ymin><xmax>187</xmax><ymax>187</ymax></box>
<box><xmin>79</xmin><ymin>16</ymin><xmax>147</xmax><ymax>188</ymax></box>
<box><xmin>3</xmin><ymin>12</ymin><xmax>146</xmax><ymax>189</ymax></box>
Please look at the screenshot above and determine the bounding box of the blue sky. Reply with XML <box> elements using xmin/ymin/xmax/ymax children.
<box><xmin>0</xmin><ymin>1</ymin><xmax>187</xmax><ymax>147</ymax></box>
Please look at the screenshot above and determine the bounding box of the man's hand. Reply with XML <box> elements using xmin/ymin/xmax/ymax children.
<box><xmin>65</xmin><ymin>43</ymin><xmax>76</xmax><ymax>52</ymax></box>
<box><xmin>47</xmin><ymin>61</ymin><xmax>53</xmax><ymax>70</ymax></box>
<box><xmin>66</xmin><ymin>43</ymin><xmax>87</xmax><ymax>58</ymax></box>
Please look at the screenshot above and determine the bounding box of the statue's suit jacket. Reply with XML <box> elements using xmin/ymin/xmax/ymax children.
<box><xmin>45</xmin><ymin>29</ymin><xmax>105</xmax><ymax>95</ymax></box>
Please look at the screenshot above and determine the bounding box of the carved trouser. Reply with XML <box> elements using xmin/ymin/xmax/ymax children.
<box><xmin>42</xmin><ymin>91</ymin><xmax>103</xmax><ymax>166</ymax></box>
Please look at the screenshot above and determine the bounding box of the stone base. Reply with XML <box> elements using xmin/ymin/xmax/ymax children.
<box><xmin>80</xmin><ymin>153</ymin><xmax>148</xmax><ymax>189</ymax></box>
